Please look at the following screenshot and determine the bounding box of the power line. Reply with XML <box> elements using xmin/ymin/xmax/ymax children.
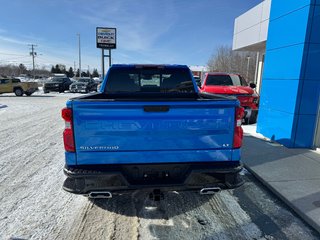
<box><xmin>0</xmin><ymin>52</ymin><xmax>27</xmax><ymax>56</ymax></box>
<box><xmin>0</xmin><ymin>56</ymin><xmax>30</xmax><ymax>62</ymax></box>
<box><xmin>37</xmin><ymin>56</ymin><xmax>74</xmax><ymax>67</ymax></box>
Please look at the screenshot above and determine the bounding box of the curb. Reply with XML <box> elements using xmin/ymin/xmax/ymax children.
<box><xmin>244</xmin><ymin>163</ymin><xmax>320</xmax><ymax>235</ymax></box>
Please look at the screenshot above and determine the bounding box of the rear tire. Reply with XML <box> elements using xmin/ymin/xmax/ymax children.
<box><xmin>14</xmin><ymin>88</ymin><xmax>23</xmax><ymax>96</ymax></box>
<box><xmin>248</xmin><ymin>118</ymin><xmax>257</xmax><ymax>124</ymax></box>
<box><xmin>248</xmin><ymin>112</ymin><xmax>258</xmax><ymax>124</ymax></box>
<box><xmin>25</xmin><ymin>92</ymin><xmax>32</xmax><ymax>96</ymax></box>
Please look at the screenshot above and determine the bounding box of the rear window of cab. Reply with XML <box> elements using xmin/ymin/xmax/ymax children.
<box><xmin>205</xmin><ymin>75</ymin><xmax>248</xmax><ymax>86</ymax></box>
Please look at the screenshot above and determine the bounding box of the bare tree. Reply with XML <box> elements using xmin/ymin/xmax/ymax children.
<box><xmin>0</xmin><ymin>64</ymin><xmax>20</xmax><ymax>77</ymax></box>
<box><xmin>0</xmin><ymin>64</ymin><xmax>50</xmax><ymax>78</ymax></box>
<box><xmin>207</xmin><ymin>45</ymin><xmax>257</xmax><ymax>82</ymax></box>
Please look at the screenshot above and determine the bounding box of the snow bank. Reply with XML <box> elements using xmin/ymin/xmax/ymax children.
<box><xmin>242</xmin><ymin>124</ymin><xmax>266</xmax><ymax>140</ymax></box>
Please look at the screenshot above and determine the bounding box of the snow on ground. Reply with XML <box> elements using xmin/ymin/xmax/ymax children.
<box><xmin>0</xmin><ymin>95</ymin><xmax>318</xmax><ymax>240</ymax></box>
<box><xmin>243</xmin><ymin>124</ymin><xmax>320</xmax><ymax>153</ymax></box>
<box><xmin>34</xmin><ymin>87</ymin><xmax>83</xmax><ymax>97</ymax></box>
<box><xmin>0</xmin><ymin>104</ymin><xmax>8</xmax><ymax>115</ymax></box>
<box><xmin>242</xmin><ymin>124</ymin><xmax>268</xmax><ymax>140</ymax></box>
<box><xmin>0</xmin><ymin>94</ymin><xmax>86</xmax><ymax>240</ymax></box>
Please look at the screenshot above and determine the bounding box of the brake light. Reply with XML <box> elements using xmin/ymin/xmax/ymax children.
<box><xmin>62</xmin><ymin>108</ymin><xmax>75</xmax><ymax>152</ymax></box>
<box><xmin>233</xmin><ymin>107</ymin><xmax>244</xmax><ymax>148</ymax></box>
<box><xmin>252</xmin><ymin>93</ymin><xmax>259</xmax><ymax>104</ymax></box>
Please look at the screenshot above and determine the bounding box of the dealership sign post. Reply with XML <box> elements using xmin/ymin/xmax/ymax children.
<box><xmin>96</xmin><ymin>27</ymin><xmax>116</xmax><ymax>78</ymax></box>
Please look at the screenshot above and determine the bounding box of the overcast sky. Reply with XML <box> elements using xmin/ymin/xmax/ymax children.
<box><xmin>0</xmin><ymin>0</ymin><xmax>262</xmax><ymax>72</ymax></box>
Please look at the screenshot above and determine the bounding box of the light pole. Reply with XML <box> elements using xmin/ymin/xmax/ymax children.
<box><xmin>77</xmin><ymin>33</ymin><xmax>81</xmax><ymax>77</ymax></box>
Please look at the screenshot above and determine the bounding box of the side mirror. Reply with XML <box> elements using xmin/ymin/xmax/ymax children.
<box><xmin>250</xmin><ymin>83</ymin><xmax>256</xmax><ymax>89</ymax></box>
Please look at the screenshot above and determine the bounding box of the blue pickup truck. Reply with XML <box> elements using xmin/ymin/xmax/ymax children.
<box><xmin>62</xmin><ymin>64</ymin><xmax>244</xmax><ymax>199</ymax></box>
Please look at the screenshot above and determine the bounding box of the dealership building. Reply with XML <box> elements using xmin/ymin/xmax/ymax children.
<box><xmin>233</xmin><ymin>0</ymin><xmax>320</xmax><ymax>149</ymax></box>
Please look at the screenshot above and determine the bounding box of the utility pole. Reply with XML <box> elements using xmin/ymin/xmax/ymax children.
<box><xmin>28</xmin><ymin>44</ymin><xmax>37</xmax><ymax>79</ymax></box>
<box><xmin>77</xmin><ymin>34</ymin><xmax>81</xmax><ymax>77</ymax></box>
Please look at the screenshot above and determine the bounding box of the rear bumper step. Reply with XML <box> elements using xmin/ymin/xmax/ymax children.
<box><xmin>63</xmin><ymin>162</ymin><xmax>244</xmax><ymax>195</ymax></box>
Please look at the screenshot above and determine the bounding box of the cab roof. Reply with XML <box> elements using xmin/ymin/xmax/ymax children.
<box><xmin>111</xmin><ymin>64</ymin><xmax>189</xmax><ymax>69</ymax></box>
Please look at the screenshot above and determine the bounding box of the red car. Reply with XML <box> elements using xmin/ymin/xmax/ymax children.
<box><xmin>199</xmin><ymin>73</ymin><xmax>259</xmax><ymax>124</ymax></box>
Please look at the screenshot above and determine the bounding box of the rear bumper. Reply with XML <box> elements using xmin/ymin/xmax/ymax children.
<box><xmin>25</xmin><ymin>88</ymin><xmax>38</xmax><ymax>93</ymax></box>
<box><xmin>63</xmin><ymin>162</ymin><xmax>244</xmax><ymax>195</ymax></box>
<box><xmin>44</xmin><ymin>86</ymin><xmax>61</xmax><ymax>92</ymax></box>
<box><xmin>70</xmin><ymin>89</ymin><xmax>87</xmax><ymax>93</ymax></box>
<box><xmin>250</xmin><ymin>109</ymin><xmax>258</xmax><ymax>119</ymax></box>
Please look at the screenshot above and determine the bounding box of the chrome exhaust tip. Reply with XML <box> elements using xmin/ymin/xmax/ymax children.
<box><xmin>88</xmin><ymin>191</ymin><xmax>112</xmax><ymax>199</ymax></box>
<box><xmin>200</xmin><ymin>187</ymin><xmax>221</xmax><ymax>195</ymax></box>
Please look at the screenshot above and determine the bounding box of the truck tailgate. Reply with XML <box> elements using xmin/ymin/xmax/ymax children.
<box><xmin>71</xmin><ymin>100</ymin><xmax>237</xmax><ymax>165</ymax></box>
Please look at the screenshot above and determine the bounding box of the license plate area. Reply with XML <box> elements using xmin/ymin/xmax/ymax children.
<box><xmin>121</xmin><ymin>164</ymin><xmax>190</xmax><ymax>185</ymax></box>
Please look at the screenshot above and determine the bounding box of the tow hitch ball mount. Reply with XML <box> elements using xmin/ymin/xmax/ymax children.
<box><xmin>149</xmin><ymin>189</ymin><xmax>164</xmax><ymax>201</ymax></box>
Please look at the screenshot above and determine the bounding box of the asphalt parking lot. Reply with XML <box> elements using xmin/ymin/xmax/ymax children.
<box><xmin>0</xmin><ymin>92</ymin><xmax>319</xmax><ymax>240</ymax></box>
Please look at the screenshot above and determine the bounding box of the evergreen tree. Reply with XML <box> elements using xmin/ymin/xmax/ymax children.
<box><xmin>67</xmin><ymin>67</ymin><xmax>74</xmax><ymax>78</ymax></box>
<box><xmin>92</xmin><ymin>68</ymin><xmax>99</xmax><ymax>78</ymax></box>
<box><xmin>60</xmin><ymin>64</ymin><xmax>66</xmax><ymax>74</ymax></box>
<box><xmin>52</xmin><ymin>64</ymin><xmax>66</xmax><ymax>74</ymax></box>
<box><xmin>76</xmin><ymin>69</ymin><xmax>80</xmax><ymax>77</ymax></box>
<box><xmin>55</xmin><ymin>64</ymin><xmax>62</xmax><ymax>73</ymax></box>
<box><xmin>18</xmin><ymin>64</ymin><xmax>27</xmax><ymax>74</ymax></box>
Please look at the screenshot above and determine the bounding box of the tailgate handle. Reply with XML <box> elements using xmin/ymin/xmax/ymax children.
<box><xmin>143</xmin><ymin>106</ymin><xmax>170</xmax><ymax>112</ymax></box>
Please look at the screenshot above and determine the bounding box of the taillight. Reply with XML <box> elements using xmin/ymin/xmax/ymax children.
<box><xmin>62</xmin><ymin>108</ymin><xmax>75</xmax><ymax>152</ymax></box>
<box><xmin>233</xmin><ymin>107</ymin><xmax>244</xmax><ymax>149</ymax></box>
<box><xmin>252</xmin><ymin>93</ymin><xmax>259</xmax><ymax>104</ymax></box>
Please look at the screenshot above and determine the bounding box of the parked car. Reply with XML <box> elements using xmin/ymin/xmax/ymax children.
<box><xmin>193</xmin><ymin>76</ymin><xmax>201</xmax><ymax>86</ymax></box>
<box><xmin>200</xmin><ymin>73</ymin><xmax>259</xmax><ymax>124</ymax></box>
<box><xmin>93</xmin><ymin>78</ymin><xmax>103</xmax><ymax>91</ymax></box>
<box><xmin>61</xmin><ymin>64</ymin><xmax>244</xmax><ymax>199</ymax></box>
<box><xmin>43</xmin><ymin>77</ymin><xmax>72</xmax><ymax>93</ymax></box>
<box><xmin>0</xmin><ymin>78</ymin><xmax>38</xmax><ymax>96</ymax></box>
<box><xmin>96</xmin><ymin>82</ymin><xmax>103</xmax><ymax>92</ymax></box>
<box><xmin>69</xmin><ymin>77</ymin><xmax>97</xmax><ymax>93</ymax></box>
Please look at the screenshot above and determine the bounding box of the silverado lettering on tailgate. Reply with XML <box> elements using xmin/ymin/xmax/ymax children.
<box><xmin>80</xmin><ymin>146</ymin><xmax>120</xmax><ymax>151</ymax></box>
